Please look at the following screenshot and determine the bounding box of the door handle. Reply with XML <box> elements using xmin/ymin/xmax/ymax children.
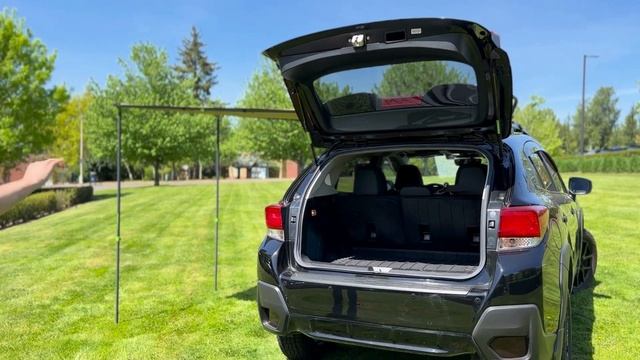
<box><xmin>570</xmin><ymin>207</ymin><xmax>575</xmax><ymax>215</ymax></box>
<box><xmin>562</xmin><ymin>214</ymin><xmax>568</xmax><ymax>223</ymax></box>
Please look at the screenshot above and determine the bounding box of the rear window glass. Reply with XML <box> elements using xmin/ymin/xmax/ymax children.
<box><xmin>312</xmin><ymin>60</ymin><xmax>478</xmax><ymax>131</ymax></box>
<box><xmin>530</xmin><ymin>154</ymin><xmax>558</xmax><ymax>192</ymax></box>
<box><xmin>312</xmin><ymin>151</ymin><xmax>487</xmax><ymax>197</ymax></box>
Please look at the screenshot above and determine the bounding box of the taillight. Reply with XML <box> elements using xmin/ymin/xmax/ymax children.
<box><xmin>498</xmin><ymin>205</ymin><xmax>549</xmax><ymax>251</ymax></box>
<box><xmin>265</xmin><ymin>203</ymin><xmax>284</xmax><ymax>240</ymax></box>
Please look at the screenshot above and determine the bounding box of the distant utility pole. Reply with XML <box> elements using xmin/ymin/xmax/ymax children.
<box><xmin>79</xmin><ymin>114</ymin><xmax>84</xmax><ymax>184</ymax></box>
<box><xmin>580</xmin><ymin>54</ymin><xmax>598</xmax><ymax>155</ymax></box>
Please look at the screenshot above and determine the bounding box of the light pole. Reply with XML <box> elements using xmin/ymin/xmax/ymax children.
<box><xmin>580</xmin><ymin>54</ymin><xmax>598</xmax><ymax>155</ymax></box>
<box><xmin>79</xmin><ymin>114</ymin><xmax>84</xmax><ymax>184</ymax></box>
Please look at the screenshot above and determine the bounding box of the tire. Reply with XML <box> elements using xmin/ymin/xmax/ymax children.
<box><xmin>277</xmin><ymin>333</ymin><xmax>324</xmax><ymax>360</ymax></box>
<box><xmin>561</xmin><ymin>297</ymin><xmax>573</xmax><ymax>359</ymax></box>
<box><xmin>573</xmin><ymin>229</ymin><xmax>597</xmax><ymax>292</ymax></box>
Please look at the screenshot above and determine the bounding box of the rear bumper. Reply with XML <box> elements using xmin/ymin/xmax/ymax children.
<box><xmin>472</xmin><ymin>304</ymin><xmax>556</xmax><ymax>359</ymax></box>
<box><xmin>258</xmin><ymin>281</ymin><xmax>556</xmax><ymax>358</ymax></box>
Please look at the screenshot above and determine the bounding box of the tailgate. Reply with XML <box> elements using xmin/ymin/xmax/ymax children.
<box><xmin>281</xmin><ymin>270</ymin><xmax>491</xmax><ymax>334</ymax></box>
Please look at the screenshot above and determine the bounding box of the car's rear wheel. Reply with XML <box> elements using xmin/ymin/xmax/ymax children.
<box><xmin>277</xmin><ymin>333</ymin><xmax>324</xmax><ymax>360</ymax></box>
<box><xmin>573</xmin><ymin>229</ymin><xmax>597</xmax><ymax>292</ymax></box>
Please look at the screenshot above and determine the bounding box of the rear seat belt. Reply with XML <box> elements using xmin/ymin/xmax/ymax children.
<box><xmin>366</xmin><ymin>223</ymin><xmax>377</xmax><ymax>242</ymax></box>
<box><xmin>419</xmin><ymin>225</ymin><xmax>431</xmax><ymax>243</ymax></box>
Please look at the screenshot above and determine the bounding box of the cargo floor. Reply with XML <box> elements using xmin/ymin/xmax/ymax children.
<box><xmin>329</xmin><ymin>247</ymin><xmax>479</xmax><ymax>273</ymax></box>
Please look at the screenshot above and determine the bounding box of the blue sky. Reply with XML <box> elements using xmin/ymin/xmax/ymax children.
<box><xmin>5</xmin><ymin>0</ymin><xmax>640</xmax><ymax>122</ymax></box>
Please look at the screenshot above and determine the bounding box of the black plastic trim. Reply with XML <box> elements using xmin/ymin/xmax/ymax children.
<box><xmin>472</xmin><ymin>304</ymin><xmax>556</xmax><ymax>359</ymax></box>
<box><xmin>257</xmin><ymin>281</ymin><xmax>290</xmax><ymax>334</ymax></box>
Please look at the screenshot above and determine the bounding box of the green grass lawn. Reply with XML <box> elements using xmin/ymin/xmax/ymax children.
<box><xmin>0</xmin><ymin>174</ymin><xmax>638</xmax><ymax>359</ymax></box>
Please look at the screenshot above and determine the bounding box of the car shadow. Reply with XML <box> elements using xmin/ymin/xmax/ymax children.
<box><xmin>572</xmin><ymin>280</ymin><xmax>602</xmax><ymax>359</ymax></box>
<box><xmin>229</xmin><ymin>286</ymin><xmax>256</xmax><ymax>302</ymax></box>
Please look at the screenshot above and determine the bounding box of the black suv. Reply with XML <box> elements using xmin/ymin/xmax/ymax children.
<box><xmin>257</xmin><ymin>18</ymin><xmax>596</xmax><ymax>359</ymax></box>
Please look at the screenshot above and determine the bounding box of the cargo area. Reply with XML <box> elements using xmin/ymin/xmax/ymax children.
<box><xmin>299</xmin><ymin>148</ymin><xmax>488</xmax><ymax>276</ymax></box>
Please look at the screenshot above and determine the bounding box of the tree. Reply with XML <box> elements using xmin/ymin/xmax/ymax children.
<box><xmin>586</xmin><ymin>87</ymin><xmax>620</xmax><ymax>150</ymax></box>
<box><xmin>175</xmin><ymin>26</ymin><xmax>219</xmax><ymax>102</ymax></box>
<box><xmin>0</xmin><ymin>10</ymin><xmax>68</xmax><ymax>178</ymax></box>
<box><xmin>183</xmin><ymin>105</ymin><xmax>234</xmax><ymax>179</ymax></box>
<box><xmin>314</xmin><ymin>81</ymin><xmax>352</xmax><ymax>101</ymax></box>
<box><xmin>375</xmin><ymin>61</ymin><xmax>468</xmax><ymax>97</ymax></box>
<box><xmin>558</xmin><ymin>117</ymin><xmax>578</xmax><ymax>155</ymax></box>
<box><xmin>622</xmin><ymin>105</ymin><xmax>638</xmax><ymax>146</ymax></box>
<box><xmin>513</xmin><ymin>96</ymin><xmax>563</xmax><ymax>156</ymax></box>
<box><xmin>234</xmin><ymin>61</ymin><xmax>309</xmax><ymax>175</ymax></box>
<box><xmin>87</xmin><ymin>44</ymin><xmax>202</xmax><ymax>186</ymax></box>
<box><xmin>49</xmin><ymin>93</ymin><xmax>93</xmax><ymax>176</ymax></box>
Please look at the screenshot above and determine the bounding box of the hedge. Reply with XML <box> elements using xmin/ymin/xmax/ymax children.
<box><xmin>555</xmin><ymin>150</ymin><xmax>640</xmax><ymax>173</ymax></box>
<box><xmin>0</xmin><ymin>186</ymin><xmax>94</xmax><ymax>229</ymax></box>
<box><xmin>50</xmin><ymin>186</ymin><xmax>94</xmax><ymax>209</ymax></box>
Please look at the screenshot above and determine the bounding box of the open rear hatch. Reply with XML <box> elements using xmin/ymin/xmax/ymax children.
<box><xmin>264</xmin><ymin>18</ymin><xmax>513</xmax><ymax>147</ymax></box>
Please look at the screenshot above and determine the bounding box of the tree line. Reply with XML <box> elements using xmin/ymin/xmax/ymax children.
<box><xmin>515</xmin><ymin>89</ymin><xmax>639</xmax><ymax>157</ymax></box>
<box><xmin>1</xmin><ymin>10</ymin><xmax>639</xmax><ymax>184</ymax></box>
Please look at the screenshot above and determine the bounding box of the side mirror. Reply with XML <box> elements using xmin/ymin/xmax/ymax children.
<box><xmin>569</xmin><ymin>177</ymin><xmax>592</xmax><ymax>195</ymax></box>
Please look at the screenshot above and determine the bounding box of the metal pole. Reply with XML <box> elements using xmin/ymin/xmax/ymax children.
<box><xmin>115</xmin><ymin>107</ymin><xmax>122</xmax><ymax>323</ymax></box>
<box><xmin>79</xmin><ymin>114</ymin><xmax>84</xmax><ymax>184</ymax></box>
<box><xmin>214</xmin><ymin>115</ymin><xmax>220</xmax><ymax>291</ymax></box>
<box><xmin>580</xmin><ymin>55</ymin><xmax>586</xmax><ymax>155</ymax></box>
<box><xmin>580</xmin><ymin>55</ymin><xmax>599</xmax><ymax>155</ymax></box>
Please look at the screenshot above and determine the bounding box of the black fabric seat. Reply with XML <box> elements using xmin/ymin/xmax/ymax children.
<box><xmin>448</xmin><ymin>163</ymin><xmax>487</xmax><ymax>195</ymax></box>
<box><xmin>335</xmin><ymin>165</ymin><xmax>404</xmax><ymax>248</ymax></box>
<box><xmin>395</xmin><ymin>164</ymin><xmax>423</xmax><ymax>191</ymax></box>
<box><xmin>400</xmin><ymin>163</ymin><xmax>486</xmax><ymax>252</ymax></box>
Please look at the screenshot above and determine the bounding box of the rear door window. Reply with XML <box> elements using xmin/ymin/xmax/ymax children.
<box><xmin>529</xmin><ymin>153</ymin><xmax>558</xmax><ymax>192</ymax></box>
<box><xmin>335</xmin><ymin>165</ymin><xmax>355</xmax><ymax>193</ymax></box>
<box><xmin>538</xmin><ymin>152</ymin><xmax>567</xmax><ymax>193</ymax></box>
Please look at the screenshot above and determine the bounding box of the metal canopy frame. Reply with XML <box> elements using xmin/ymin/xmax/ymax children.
<box><xmin>114</xmin><ymin>104</ymin><xmax>297</xmax><ymax>323</ymax></box>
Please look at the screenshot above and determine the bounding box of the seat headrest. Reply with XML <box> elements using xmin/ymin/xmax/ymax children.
<box><xmin>324</xmin><ymin>93</ymin><xmax>377</xmax><ymax>116</ymax></box>
<box><xmin>395</xmin><ymin>165</ymin><xmax>423</xmax><ymax>190</ymax></box>
<box><xmin>354</xmin><ymin>164</ymin><xmax>387</xmax><ymax>195</ymax></box>
<box><xmin>423</xmin><ymin>84</ymin><xmax>478</xmax><ymax>106</ymax></box>
<box><xmin>454</xmin><ymin>164</ymin><xmax>487</xmax><ymax>195</ymax></box>
<box><xmin>399</xmin><ymin>186</ymin><xmax>431</xmax><ymax>196</ymax></box>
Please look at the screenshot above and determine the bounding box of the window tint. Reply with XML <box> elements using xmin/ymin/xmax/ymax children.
<box><xmin>312</xmin><ymin>60</ymin><xmax>479</xmax><ymax>133</ymax></box>
<box><xmin>334</xmin><ymin>158</ymin><xmax>369</xmax><ymax>193</ymax></box>
<box><xmin>521</xmin><ymin>152</ymin><xmax>543</xmax><ymax>189</ymax></box>
<box><xmin>529</xmin><ymin>154</ymin><xmax>558</xmax><ymax>192</ymax></box>
<box><xmin>539</xmin><ymin>152</ymin><xmax>567</xmax><ymax>193</ymax></box>
<box><xmin>314</xmin><ymin>60</ymin><xmax>477</xmax><ymax>115</ymax></box>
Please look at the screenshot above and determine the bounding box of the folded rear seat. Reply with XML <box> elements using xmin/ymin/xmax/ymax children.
<box><xmin>400</xmin><ymin>164</ymin><xmax>486</xmax><ymax>252</ymax></box>
<box><xmin>335</xmin><ymin>165</ymin><xmax>404</xmax><ymax>248</ymax></box>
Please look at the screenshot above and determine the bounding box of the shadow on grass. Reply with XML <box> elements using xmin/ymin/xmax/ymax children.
<box><xmin>229</xmin><ymin>286</ymin><xmax>256</xmax><ymax>302</ymax></box>
<box><xmin>572</xmin><ymin>280</ymin><xmax>601</xmax><ymax>359</ymax></box>
<box><xmin>92</xmin><ymin>192</ymin><xmax>130</xmax><ymax>202</ymax></box>
<box><xmin>119</xmin><ymin>302</ymin><xmax>196</xmax><ymax>323</ymax></box>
